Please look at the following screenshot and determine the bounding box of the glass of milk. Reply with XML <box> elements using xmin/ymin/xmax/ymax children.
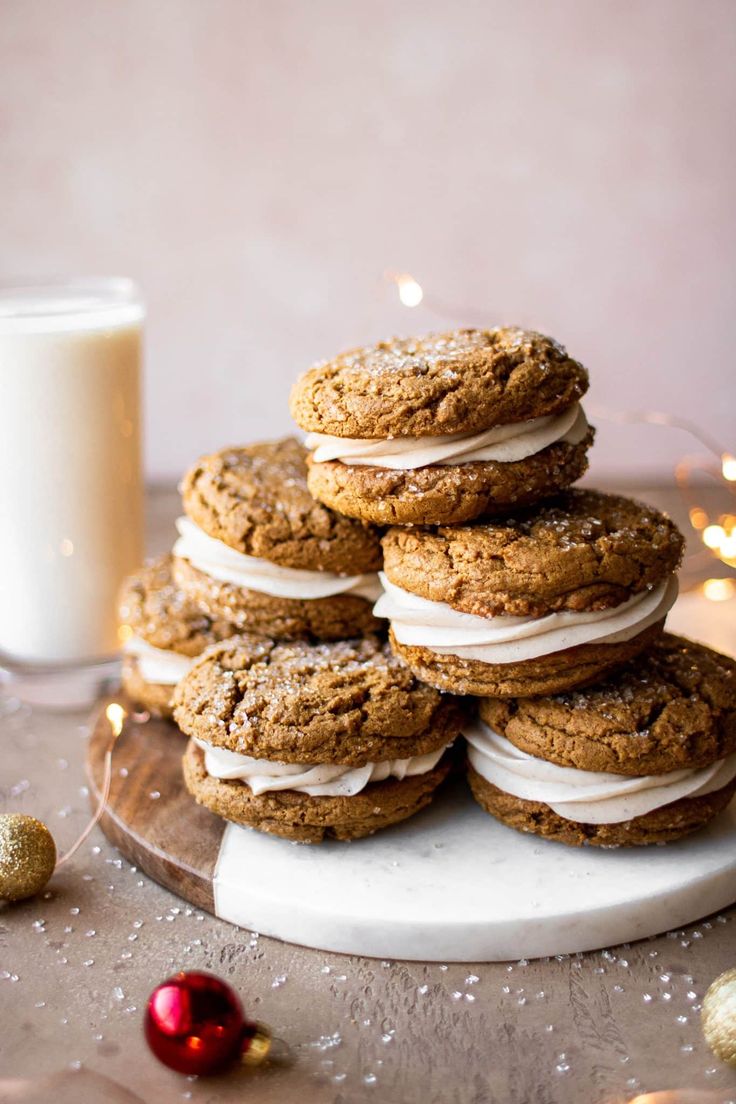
<box><xmin>0</xmin><ymin>279</ymin><xmax>144</xmax><ymax>707</ymax></box>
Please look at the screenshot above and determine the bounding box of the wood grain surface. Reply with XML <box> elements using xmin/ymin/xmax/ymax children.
<box><xmin>86</xmin><ymin>697</ymin><xmax>220</xmax><ymax>913</ymax></box>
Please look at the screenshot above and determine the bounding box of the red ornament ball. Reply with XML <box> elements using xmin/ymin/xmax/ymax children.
<box><xmin>145</xmin><ymin>971</ymin><xmax>269</xmax><ymax>1076</ymax></box>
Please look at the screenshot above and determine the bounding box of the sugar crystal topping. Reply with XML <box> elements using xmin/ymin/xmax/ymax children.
<box><xmin>316</xmin><ymin>327</ymin><xmax>569</xmax><ymax>380</ymax></box>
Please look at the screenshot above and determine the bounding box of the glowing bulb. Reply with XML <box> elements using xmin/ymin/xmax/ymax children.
<box><xmin>719</xmin><ymin>535</ymin><xmax>736</xmax><ymax>560</ymax></box>
<box><xmin>703</xmin><ymin>578</ymin><xmax>735</xmax><ymax>602</ymax></box>
<box><xmin>105</xmin><ymin>702</ymin><xmax>126</xmax><ymax>737</ymax></box>
<box><xmin>722</xmin><ymin>453</ymin><xmax>736</xmax><ymax>481</ymax></box>
<box><xmin>689</xmin><ymin>507</ymin><xmax>708</xmax><ymax>530</ymax></box>
<box><xmin>395</xmin><ymin>274</ymin><xmax>424</xmax><ymax>308</ymax></box>
<box><xmin>118</xmin><ymin>623</ymin><xmax>133</xmax><ymax>644</ymax></box>
<box><xmin>703</xmin><ymin>525</ymin><xmax>725</xmax><ymax>549</ymax></box>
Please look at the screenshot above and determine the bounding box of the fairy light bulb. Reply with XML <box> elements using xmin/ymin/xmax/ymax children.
<box><xmin>106</xmin><ymin>701</ymin><xmax>125</xmax><ymax>737</ymax></box>
<box><xmin>703</xmin><ymin>578</ymin><xmax>736</xmax><ymax>602</ymax></box>
<box><xmin>702</xmin><ymin>526</ymin><xmax>726</xmax><ymax>550</ymax></box>
<box><xmin>689</xmin><ymin>507</ymin><xmax>708</xmax><ymax>530</ymax></box>
<box><xmin>395</xmin><ymin>273</ymin><xmax>424</xmax><ymax>308</ymax></box>
<box><xmin>722</xmin><ymin>454</ymin><xmax>736</xmax><ymax>481</ymax></box>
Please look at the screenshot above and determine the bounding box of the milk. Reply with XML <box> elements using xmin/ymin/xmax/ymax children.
<box><xmin>0</xmin><ymin>281</ymin><xmax>144</xmax><ymax>665</ymax></box>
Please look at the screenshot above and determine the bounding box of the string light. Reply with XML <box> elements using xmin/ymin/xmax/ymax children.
<box><xmin>385</xmin><ymin>270</ymin><xmax>736</xmax><ymax>594</ymax></box>
<box><xmin>54</xmin><ymin>702</ymin><xmax>126</xmax><ymax>869</ymax></box>
<box><xmin>703</xmin><ymin>525</ymin><xmax>726</xmax><ymax>550</ymax></box>
<box><xmin>391</xmin><ymin>272</ymin><xmax>424</xmax><ymax>308</ymax></box>
<box><xmin>722</xmin><ymin>454</ymin><xmax>736</xmax><ymax>481</ymax></box>
<box><xmin>106</xmin><ymin>701</ymin><xmax>126</xmax><ymax>737</ymax></box>
<box><xmin>384</xmin><ymin>271</ymin><xmax>488</xmax><ymax>324</ymax></box>
<box><xmin>703</xmin><ymin>578</ymin><xmax>736</xmax><ymax>602</ymax></box>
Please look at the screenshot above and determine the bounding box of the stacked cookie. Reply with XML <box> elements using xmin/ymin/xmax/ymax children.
<box><xmin>294</xmin><ymin>328</ymin><xmax>593</xmax><ymax>526</ymax></box>
<box><xmin>119</xmin><ymin>555</ymin><xmax>238</xmax><ymax>718</ymax></box>
<box><xmin>465</xmin><ymin>635</ymin><xmax>736</xmax><ymax>847</ymax></box>
<box><xmin>118</xmin><ymin>437</ymin><xmax>464</xmax><ymax>840</ymax></box>
<box><xmin>119</xmin><ymin>323</ymin><xmax>735</xmax><ymax>849</ymax></box>
<box><xmin>293</xmin><ymin>326</ymin><xmax>736</xmax><ymax>847</ymax></box>
<box><xmin>171</xmin><ymin>437</ymin><xmax>383</xmax><ymax>641</ymax></box>
<box><xmin>175</xmin><ymin>635</ymin><xmax>461</xmax><ymax>842</ymax></box>
<box><xmin>377</xmin><ymin>490</ymin><xmax>681</xmax><ymax>698</ymax></box>
<box><xmin>119</xmin><ymin>437</ymin><xmax>383</xmax><ymax>716</ymax></box>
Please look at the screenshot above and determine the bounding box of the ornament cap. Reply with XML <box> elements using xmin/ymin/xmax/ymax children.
<box><xmin>240</xmin><ymin>1022</ymin><xmax>272</xmax><ymax>1067</ymax></box>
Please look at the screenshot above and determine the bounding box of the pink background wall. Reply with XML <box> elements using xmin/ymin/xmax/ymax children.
<box><xmin>2</xmin><ymin>0</ymin><xmax>734</xmax><ymax>481</ymax></box>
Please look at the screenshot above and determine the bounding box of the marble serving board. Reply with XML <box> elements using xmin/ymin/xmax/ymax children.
<box><xmin>86</xmin><ymin>698</ymin><xmax>736</xmax><ymax>962</ymax></box>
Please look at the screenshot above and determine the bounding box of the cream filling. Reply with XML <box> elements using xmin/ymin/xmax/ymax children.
<box><xmin>305</xmin><ymin>404</ymin><xmax>588</xmax><ymax>470</ymax></box>
<box><xmin>465</xmin><ymin>719</ymin><xmax>736</xmax><ymax>824</ymax></box>
<box><xmin>124</xmin><ymin>635</ymin><xmax>195</xmax><ymax>685</ymax></box>
<box><xmin>194</xmin><ymin>738</ymin><xmax>449</xmax><ymax>797</ymax></box>
<box><xmin>172</xmin><ymin>517</ymin><xmax>382</xmax><ymax>602</ymax></box>
<box><xmin>374</xmin><ymin>574</ymin><xmax>678</xmax><ymax>664</ymax></box>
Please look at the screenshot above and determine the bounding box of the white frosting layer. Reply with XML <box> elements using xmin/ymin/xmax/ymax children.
<box><xmin>124</xmin><ymin>635</ymin><xmax>195</xmax><ymax>685</ymax></box>
<box><xmin>195</xmin><ymin>738</ymin><xmax>449</xmax><ymax>797</ymax></box>
<box><xmin>465</xmin><ymin>719</ymin><xmax>736</xmax><ymax>824</ymax></box>
<box><xmin>173</xmin><ymin>517</ymin><xmax>382</xmax><ymax>602</ymax></box>
<box><xmin>305</xmin><ymin>404</ymin><xmax>588</xmax><ymax>470</ymax></box>
<box><xmin>374</xmin><ymin>574</ymin><xmax>678</xmax><ymax>664</ymax></box>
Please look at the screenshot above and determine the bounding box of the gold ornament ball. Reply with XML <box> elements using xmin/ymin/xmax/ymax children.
<box><xmin>0</xmin><ymin>814</ymin><xmax>57</xmax><ymax>901</ymax></box>
<box><xmin>702</xmin><ymin>967</ymin><xmax>736</xmax><ymax>1068</ymax></box>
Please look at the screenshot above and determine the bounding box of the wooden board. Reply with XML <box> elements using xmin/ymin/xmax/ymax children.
<box><xmin>86</xmin><ymin>697</ymin><xmax>222</xmax><ymax>913</ymax></box>
<box><xmin>86</xmin><ymin>695</ymin><xmax>736</xmax><ymax>962</ymax></box>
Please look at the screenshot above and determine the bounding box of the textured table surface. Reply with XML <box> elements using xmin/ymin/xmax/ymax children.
<box><xmin>1</xmin><ymin>485</ymin><xmax>735</xmax><ymax>1104</ymax></box>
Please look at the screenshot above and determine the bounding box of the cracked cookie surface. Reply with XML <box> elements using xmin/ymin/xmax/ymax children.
<box><xmin>180</xmin><ymin>436</ymin><xmax>382</xmax><ymax>572</ymax></box>
<box><xmin>118</xmin><ymin>555</ymin><xmax>238</xmax><ymax>656</ymax></box>
<box><xmin>306</xmin><ymin>431</ymin><xmax>594</xmax><ymax>526</ymax></box>
<box><xmin>382</xmin><ymin>489</ymin><xmax>684</xmax><ymax>618</ymax></box>
<box><xmin>174</xmin><ymin>634</ymin><xmax>465</xmax><ymax>764</ymax></box>
<box><xmin>172</xmin><ymin>556</ymin><xmax>382</xmax><ymax>642</ymax></box>
<box><xmin>290</xmin><ymin>328</ymin><xmax>588</xmax><ymax>438</ymax></box>
<box><xmin>480</xmin><ymin>634</ymin><xmax>736</xmax><ymax>774</ymax></box>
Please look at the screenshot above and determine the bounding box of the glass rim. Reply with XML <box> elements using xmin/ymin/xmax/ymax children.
<box><xmin>0</xmin><ymin>277</ymin><xmax>145</xmax><ymax>333</ymax></box>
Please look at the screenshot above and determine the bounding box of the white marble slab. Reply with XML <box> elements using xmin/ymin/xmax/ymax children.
<box><xmin>213</xmin><ymin>784</ymin><xmax>736</xmax><ymax>961</ymax></box>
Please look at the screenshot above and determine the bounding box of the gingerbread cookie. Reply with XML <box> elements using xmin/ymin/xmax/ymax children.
<box><xmin>184</xmin><ymin>742</ymin><xmax>453</xmax><ymax>843</ymax></box>
<box><xmin>292</xmin><ymin>328</ymin><xmax>593</xmax><ymax>525</ymax></box>
<box><xmin>175</xmin><ymin>634</ymin><xmax>463</xmax><ymax>842</ymax></box>
<box><xmin>465</xmin><ymin>636</ymin><xmax>736</xmax><ymax>846</ymax></box>
<box><xmin>118</xmin><ymin>555</ymin><xmax>238</xmax><ymax>718</ymax></box>
<box><xmin>173</xmin><ymin>437</ymin><xmax>384</xmax><ymax>641</ymax></box>
<box><xmin>377</xmin><ymin>490</ymin><xmax>683</xmax><ymax>697</ymax></box>
<box><xmin>467</xmin><ymin>769</ymin><xmax>736</xmax><ymax>847</ymax></box>
<box><xmin>480</xmin><ymin>635</ymin><xmax>736</xmax><ymax>775</ymax></box>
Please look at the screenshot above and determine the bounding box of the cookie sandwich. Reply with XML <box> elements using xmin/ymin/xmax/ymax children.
<box><xmin>118</xmin><ymin>556</ymin><xmax>238</xmax><ymax>718</ymax></box>
<box><xmin>292</xmin><ymin>328</ymin><xmax>593</xmax><ymax>526</ymax></box>
<box><xmin>377</xmin><ymin>490</ymin><xmax>683</xmax><ymax>697</ymax></box>
<box><xmin>175</xmin><ymin>634</ymin><xmax>463</xmax><ymax>842</ymax></box>
<box><xmin>173</xmin><ymin>437</ymin><xmax>383</xmax><ymax>642</ymax></box>
<box><xmin>464</xmin><ymin>634</ymin><xmax>736</xmax><ymax>846</ymax></box>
